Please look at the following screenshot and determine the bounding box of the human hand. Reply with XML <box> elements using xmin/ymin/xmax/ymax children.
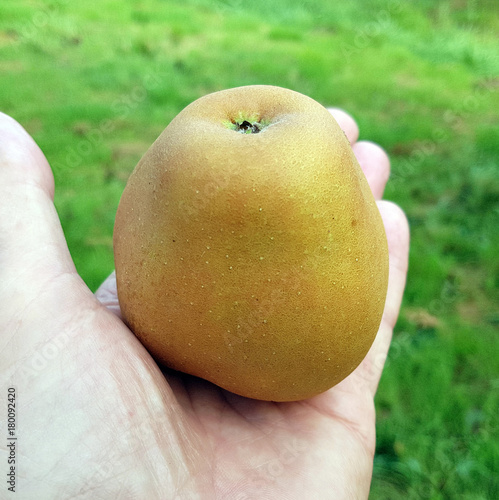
<box><xmin>0</xmin><ymin>109</ymin><xmax>409</xmax><ymax>499</ymax></box>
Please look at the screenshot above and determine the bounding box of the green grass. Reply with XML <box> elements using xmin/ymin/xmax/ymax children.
<box><xmin>1</xmin><ymin>0</ymin><xmax>498</xmax><ymax>497</ymax></box>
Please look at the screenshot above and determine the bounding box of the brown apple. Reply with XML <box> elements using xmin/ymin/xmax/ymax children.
<box><xmin>113</xmin><ymin>85</ymin><xmax>389</xmax><ymax>401</ymax></box>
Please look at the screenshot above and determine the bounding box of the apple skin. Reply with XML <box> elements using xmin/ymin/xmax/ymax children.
<box><xmin>113</xmin><ymin>85</ymin><xmax>388</xmax><ymax>402</ymax></box>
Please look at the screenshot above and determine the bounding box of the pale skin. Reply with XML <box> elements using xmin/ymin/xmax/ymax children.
<box><xmin>0</xmin><ymin>109</ymin><xmax>409</xmax><ymax>499</ymax></box>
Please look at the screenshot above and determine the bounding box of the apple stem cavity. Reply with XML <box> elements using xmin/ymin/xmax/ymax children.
<box><xmin>237</xmin><ymin>120</ymin><xmax>261</xmax><ymax>134</ymax></box>
<box><xmin>223</xmin><ymin>114</ymin><xmax>270</xmax><ymax>134</ymax></box>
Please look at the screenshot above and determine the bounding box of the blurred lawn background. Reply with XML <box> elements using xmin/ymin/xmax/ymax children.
<box><xmin>1</xmin><ymin>0</ymin><xmax>498</xmax><ymax>497</ymax></box>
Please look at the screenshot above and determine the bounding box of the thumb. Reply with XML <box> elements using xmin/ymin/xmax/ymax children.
<box><xmin>0</xmin><ymin>112</ymin><xmax>80</xmax><ymax>290</ymax></box>
<box><xmin>0</xmin><ymin>111</ymin><xmax>106</xmax><ymax>390</ymax></box>
<box><xmin>0</xmin><ymin>112</ymin><xmax>98</xmax><ymax>373</ymax></box>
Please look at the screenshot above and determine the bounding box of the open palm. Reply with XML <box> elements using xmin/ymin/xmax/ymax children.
<box><xmin>0</xmin><ymin>109</ymin><xmax>408</xmax><ymax>499</ymax></box>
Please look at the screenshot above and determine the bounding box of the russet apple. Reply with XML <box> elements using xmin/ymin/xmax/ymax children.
<box><xmin>114</xmin><ymin>85</ymin><xmax>389</xmax><ymax>401</ymax></box>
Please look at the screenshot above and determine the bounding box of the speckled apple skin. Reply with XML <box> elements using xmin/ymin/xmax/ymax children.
<box><xmin>114</xmin><ymin>85</ymin><xmax>388</xmax><ymax>402</ymax></box>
